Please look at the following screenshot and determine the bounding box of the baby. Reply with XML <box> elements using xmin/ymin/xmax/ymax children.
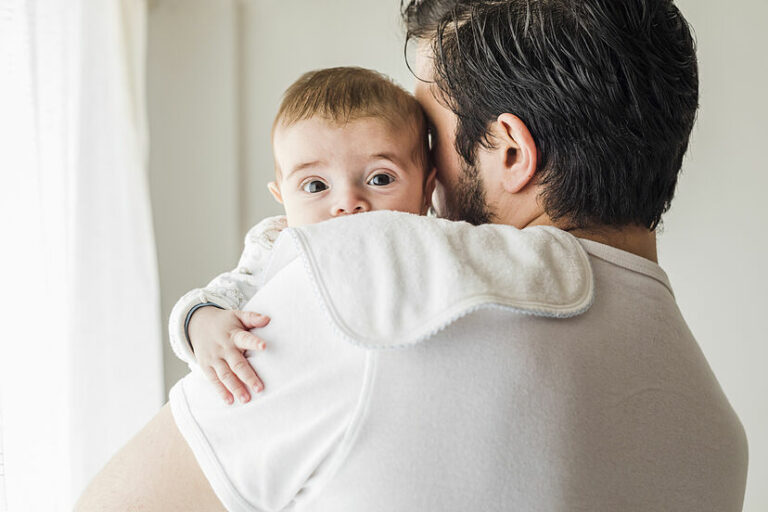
<box><xmin>168</xmin><ymin>67</ymin><xmax>435</xmax><ymax>404</ymax></box>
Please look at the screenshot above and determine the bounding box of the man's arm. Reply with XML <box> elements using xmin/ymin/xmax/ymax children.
<box><xmin>78</xmin><ymin>249</ymin><xmax>370</xmax><ymax>511</ymax></box>
<box><xmin>74</xmin><ymin>404</ymin><xmax>226</xmax><ymax>512</ymax></box>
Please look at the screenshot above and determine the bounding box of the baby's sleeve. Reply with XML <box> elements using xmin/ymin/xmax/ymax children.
<box><xmin>167</xmin><ymin>215</ymin><xmax>288</xmax><ymax>367</ymax></box>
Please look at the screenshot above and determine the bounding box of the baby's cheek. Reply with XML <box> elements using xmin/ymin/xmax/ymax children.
<box><xmin>391</xmin><ymin>189</ymin><xmax>426</xmax><ymax>215</ymax></box>
<box><xmin>282</xmin><ymin>201</ymin><xmax>310</xmax><ymax>227</ymax></box>
<box><xmin>285</xmin><ymin>200</ymin><xmax>336</xmax><ymax>227</ymax></box>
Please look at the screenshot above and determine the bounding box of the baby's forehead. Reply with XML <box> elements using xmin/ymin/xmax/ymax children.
<box><xmin>275</xmin><ymin>114</ymin><xmax>417</xmax><ymax>139</ymax></box>
<box><xmin>274</xmin><ymin>115</ymin><xmax>425</xmax><ymax>168</ymax></box>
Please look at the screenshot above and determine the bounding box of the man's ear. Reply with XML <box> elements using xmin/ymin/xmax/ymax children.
<box><xmin>267</xmin><ymin>181</ymin><xmax>283</xmax><ymax>204</ymax></box>
<box><xmin>421</xmin><ymin>166</ymin><xmax>437</xmax><ymax>215</ymax></box>
<box><xmin>493</xmin><ymin>113</ymin><xmax>537</xmax><ymax>194</ymax></box>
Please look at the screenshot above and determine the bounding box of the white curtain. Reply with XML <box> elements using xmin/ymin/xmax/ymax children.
<box><xmin>0</xmin><ymin>0</ymin><xmax>164</xmax><ymax>510</ymax></box>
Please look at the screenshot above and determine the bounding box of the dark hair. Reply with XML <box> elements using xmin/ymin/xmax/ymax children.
<box><xmin>273</xmin><ymin>67</ymin><xmax>430</xmax><ymax>173</ymax></box>
<box><xmin>401</xmin><ymin>0</ymin><xmax>465</xmax><ymax>39</ymax></box>
<box><xmin>403</xmin><ymin>0</ymin><xmax>699</xmax><ymax>229</ymax></box>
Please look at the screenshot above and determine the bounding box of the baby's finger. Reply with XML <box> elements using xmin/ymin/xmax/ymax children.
<box><xmin>202</xmin><ymin>365</ymin><xmax>234</xmax><ymax>405</ymax></box>
<box><xmin>234</xmin><ymin>310</ymin><xmax>271</xmax><ymax>329</ymax></box>
<box><xmin>232</xmin><ymin>329</ymin><xmax>267</xmax><ymax>352</ymax></box>
<box><xmin>213</xmin><ymin>359</ymin><xmax>251</xmax><ymax>404</ymax></box>
<box><xmin>226</xmin><ymin>350</ymin><xmax>264</xmax><ymax>393</ymax></box>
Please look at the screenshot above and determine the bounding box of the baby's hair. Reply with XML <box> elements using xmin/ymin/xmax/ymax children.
<box><xmin>273</xmin><ymin>66</ymin><xmax>430</xmax><ymax>173</ymax></box>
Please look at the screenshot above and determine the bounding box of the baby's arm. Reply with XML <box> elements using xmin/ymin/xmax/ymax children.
<box><xmin>168</xmin><ymin>215</ymin><xmax>287</xmax><ymax>403</ymax></box>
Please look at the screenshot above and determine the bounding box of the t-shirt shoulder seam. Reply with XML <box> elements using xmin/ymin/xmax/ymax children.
<box><xmin>579</xmin><ymin>238</ymin><xmax>675</xmax><ymax>298</ymax></box>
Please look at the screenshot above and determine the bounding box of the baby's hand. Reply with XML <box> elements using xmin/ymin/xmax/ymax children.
<box><xmin>187</xmin><ymin>306</ymin><xmax>270</xmax><ymax>405</ymax></box>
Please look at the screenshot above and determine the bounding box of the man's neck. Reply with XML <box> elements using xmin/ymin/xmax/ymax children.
<box><xmin>524</xmin><ymin>213</ymin><xmax>658</xmax><ymax>263</ymax></box>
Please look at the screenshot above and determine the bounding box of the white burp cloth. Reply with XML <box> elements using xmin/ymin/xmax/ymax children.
<box><xmin>261</xmin><ymin>210</ymin><xmax>594</xmax><ymax>349</ymax></box>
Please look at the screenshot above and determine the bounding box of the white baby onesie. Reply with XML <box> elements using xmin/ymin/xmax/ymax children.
<box><xmin>167</xmin><ymin>215</ymin><xmax>287</xmax><ymax>368</ymax></box>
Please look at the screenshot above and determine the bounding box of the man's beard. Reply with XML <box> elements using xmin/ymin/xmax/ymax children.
<box><xmin>440</xmin><ymin>159</ymin><xmax>495</xmax><ymax>226</ymax></box>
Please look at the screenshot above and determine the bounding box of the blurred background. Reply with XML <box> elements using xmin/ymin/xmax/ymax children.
<box><xmin>1</xmin><ymin>0</ymin><xmax>765</xmax><ymax>510</ymax></box>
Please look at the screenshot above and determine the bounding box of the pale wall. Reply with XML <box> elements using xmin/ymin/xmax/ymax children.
<box><xmin>147</xmin><ymin>0</ymin><xmax>241</xmax><ymax>391</ymax></box>
<box><xmin>659</xmin><ymin>1</ymin><xmax>768</xmax><ymax>509</ymax></box>
<box><xmin>147</xmin><ymin>1</ymin><xmax>767</xmax><ymax>509</ymax></box>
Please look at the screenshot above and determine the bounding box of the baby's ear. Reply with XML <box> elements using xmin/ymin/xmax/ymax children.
<box><xmin>267</xmin><ymin>181</ymin><xmax>283</xmax><ymax>204</ymax></box>
<box><xmin>422</xmin><ymin>167</ymin><xmax>437</xmax><ymax>215</ymax></box>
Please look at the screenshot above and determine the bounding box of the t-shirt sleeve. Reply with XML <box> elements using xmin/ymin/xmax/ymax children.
<box><xmin>168</xmin><ymin>255</ymin><xmax>371</xmax><ymax>511</ymax></box>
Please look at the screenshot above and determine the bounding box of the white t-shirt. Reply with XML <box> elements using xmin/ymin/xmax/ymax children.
<box><xmin>169</xmin><ymin>212</ymin><xmax>747</xmax><ymax>512</ymax></box>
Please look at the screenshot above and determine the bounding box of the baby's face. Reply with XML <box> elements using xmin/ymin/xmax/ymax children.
<box><xmin>270</xmin><ymin>116</ymin><xmax>432</xmax><ymax>227</ymax></box>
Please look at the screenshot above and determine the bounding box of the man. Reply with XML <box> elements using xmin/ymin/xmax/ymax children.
<box><xmin>76</xmin><ymin>1</ymin><xmax>748</xmax><ymax>510</ymax></box>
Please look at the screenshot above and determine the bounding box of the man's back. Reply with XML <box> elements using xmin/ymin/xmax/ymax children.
<box><xmin>306</xmin><ymin>239</ymin><xmax>747</xmax><ymax>511</ymax></box>
<box><xmin>169</xmin><ymin>214</ymin><xmax>747</xmax><ymax>511</ymax></box>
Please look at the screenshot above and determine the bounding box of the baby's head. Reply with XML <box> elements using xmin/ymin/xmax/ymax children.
<box><xmin>268</xmin><ymin>67</ymin><xmax>434</xmax><ymax>226</ymax></box>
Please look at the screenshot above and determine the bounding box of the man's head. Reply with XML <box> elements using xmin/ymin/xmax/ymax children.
<box><xmin>403</xmin><ymin>0</ymin><xmax>698</xmax><ymax>230</ymax></box>
<box><xmin>270</xmin><ymin>67</ymin><xmax>435</xmax><ymax>226</ymax></box>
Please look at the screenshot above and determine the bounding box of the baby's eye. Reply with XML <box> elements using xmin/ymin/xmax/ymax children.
<box><xmin>302</xmin><ymin>180</ymin><xmax>328</xmax><ymax>193</ymax></box>
<box><xmin>368</xmin><ymin>173</ymin><xmax>395</xmax><ymax>186</ymax></box>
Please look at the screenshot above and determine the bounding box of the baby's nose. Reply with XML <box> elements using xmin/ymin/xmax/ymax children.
<box><xmin>332</xmin><ymin>192</ymin><xmax>370</xmax><ymax>216</ymax></box>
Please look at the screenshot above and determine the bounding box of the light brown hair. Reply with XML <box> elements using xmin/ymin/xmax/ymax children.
<box><xmin>273</xmin><ymin>67</ymin><xmax>430</xmax><ymax>174</ymax></box>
